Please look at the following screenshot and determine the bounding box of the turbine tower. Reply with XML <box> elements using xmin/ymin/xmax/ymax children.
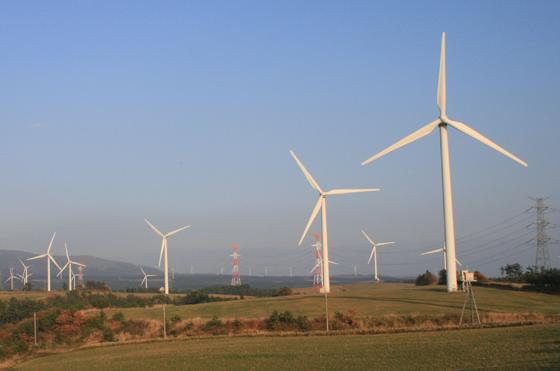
<box><xmin>230</xmin><ymin>246</ymin><xmax>241</xmax><ymax>286</ymax></box>
<box><xmin>362</xmin><ymin>33</ymin><xmax>527</xmax><ymax>292</ymax></box>
<box><xmin>5</xmin><ymin>266</ymin><xmax>16</xmax><ymax>290</ymax></box>
<box><xmin>140</xmin><ymin>267</ymin><xmax>156</xmax><ymax>288</ymax></box>
<box><xmin>421</xmin><ymin>244</ymin><xmax>462</xmax><ymax>270</ymax></box>
<box><xmin>145</xmin><ymin>219</ymin><xmax>190</xmax><ymax>294</ymax></box>
<box><xmin>310</xmin><ymin>233</ymin><xmax>323</xmax><ymax>292</ymax></box>
<box><xmin>362</xmin><ymin>231</ymin><xmax>394</xmax><ymax>282</ymax></box>
<box><xmin>291</xmin><ymin>151</ymin><xmax>378</xmax><ymax>293</ymax></box>
<box><xmin>27</xmin><ymin>233</ymin><xmax>62</xmax><ymax>291</ymax></box>
<box><xmin>57</xmin><ymin>243</ymin><xmax>86</xmax><ymax>290</ymax></box>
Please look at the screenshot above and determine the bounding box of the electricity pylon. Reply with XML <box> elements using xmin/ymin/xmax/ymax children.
<box><xmin>527</xmin><ymin>197</ymin><xmax>557</xmax><ymax>269</ymax></box>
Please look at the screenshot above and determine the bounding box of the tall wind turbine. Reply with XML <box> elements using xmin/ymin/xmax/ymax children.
<box><xmin>291</xmin><ymin>150</ymin><xmax>378</xmax><ymax>293</ymax></box>
<box><xmin>140</xmin><ymin>267</ymin><xmax>156</xmax><ymax>288</ymax></box>
<box><xmin>362</xmin><ymin>33</ymin><xmax>527</xmax><ymax>292</ymax></box>
<box><xmin>144</xmin><ymin>219</ymin><xmax>190</xmax><ymax>294</ymax></box>
<box><xmin>28</xmin><ymin>233</ymin><xmax>62</xmax><ymax>291</ymax></box>
<box><xmin>57</xmin><ymin>243</ymin><xmax>86</xmax><ymax>290</ymax></box>
<box><xmin>362</xmin><ymin>230</ymin><xmax>394</xmax><ymax>282</ymax></box>
<box><xmin>5</xmin><ymin>266</ymin><xmax>16</xmax><ymax>290</ymax></box>
<box><xmin>421</xmin><ymin>244</ymin><xmax>462</xmax><ymax>270</ymax></box>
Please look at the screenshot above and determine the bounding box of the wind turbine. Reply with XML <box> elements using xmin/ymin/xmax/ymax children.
<box><xmin>421</xmin><ymin>244</ymin><xmax>462</xmax><ymax>270</ymax></box>
<box><xmin>17</xmin><ymin>258</ymin><xmax>32</xmax><ymax>285</ymax></box>
<box><xmin>140</xmin><ymin>267</ymin><xmax>156</xmax><ymax>288</ymax></box>
<box><xmin>291</xmin><ymin>150</ymin><xmax>378</xmax><ymax>293</ymax></box>
<box><xmin>5</xmin><ymin>266</ymin><xmax>16</xmax><ymax>290</ymax></box>
<box><xmin>144</xmin><ymin>219</ymin><xmax>190</xmax><ymax>294</ymax></box>
<box><xmin>28</xmin><ymin>233</ymin><xmax>62</xmax><ymax>291</ymax></box>
<box><xmin>57</xmin><ymin>243</ymin><xmax>86</xmax><ymax>290</ymax></box>
<box><xmin>362</xmin><ymin>230</ymin><xmax>394</xmax><ymax>282</ymax></box>
<box><xmin>361</xmin><ymin>33</ymin><xmax>527</xmax><ymax>292</ymax></box>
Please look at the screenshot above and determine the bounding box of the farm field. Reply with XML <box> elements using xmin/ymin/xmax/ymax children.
<box><xmin>13</xmin><ymin>323</ymin><xmax>560</xmax><ymax>370</ymax></box>
<box><xmin>90</xmin><ymin>282</ymin><xmax>560</xmax><ymax>321</ymax></box>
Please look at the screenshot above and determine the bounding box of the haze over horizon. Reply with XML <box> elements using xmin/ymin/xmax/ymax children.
<box><xmin>1</xmin><ymin>2</ymin><xmax>559</xmax><ymax>280</ymax></box>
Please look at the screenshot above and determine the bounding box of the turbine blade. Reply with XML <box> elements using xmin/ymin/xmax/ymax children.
<box><xmin>49</xmin><ymin>255</ymin><xmax>62</xmax><ymax>270</ymax></box>
<box><xmin>362</xmin><ymin>119</ymin><xmax>441</xmax><ymax>165</ymax></box>
<box><xmin>290</xmin><ymin>151</ymin><xmax>323</xmax><ymax>194</ymax></box>
<box><xmin>324</xmin><ymin>189</ymin><xmax>379</xmax><ymax>196</ymax></box>
<box><xmin>310</xmin><ymin>261</ymin><xmax>321</xmax><ymax>274</ymax></box>
<box><xmin>376</xmin><ymin>242</ymin><xmax>395</xmax><ymax>247</ymax></box>
<box><xmin>166</xmin><ymin>225</ymin><xmax>190</xmax><ymax>237</ymax></box>
<box><xmin>299</xmin><ymin>197</ymin><xmax>323</xmax><ymax>245</ymax></box>
<box><xmin>367</xmin><ymin>247</ymin><xmax>376</xmax><ymax>265</ymax></box>
<box><xmin>361</xmin><ymin>230</ymin><xmax>376</xmax><ymax>246</ymax></box>
<box><xmin>57</xmin><ymin>262</ymin><xmax>69</xmax><ymax>276</ymax></box>
<box><xmin>141</xmin><ymin>277</ymin><xmax>147</xmax><ymax>285</ymax></box>
<box><xmin>141</xmin><ymin>267</ymin><xmax>146</xmax><ymax>275</ymax></box>
<box><xmin>437</xmin><ymin>32</ymin><xmax>446</xmax><ymax>117</ymax></box>
<box><xmin>18</xmin><ymin>257</ymin><xmax>25</xmax><ymax>267</ymax></box>
<box><xmin>158</xmin><ymin>239</ymin><xmax>165</xmax><ymax>267</ymax></box>
<box><xmin>28</xmin><ymin>254</ymin><xmax>47</xmax><ymax>260</ymax></box>
<box><xmin>421</xmin><ymin>248</ymin><xmax>444</xmax><ymax>255</ymax></box>
<box><xmin>446</xmin><ymin>119</ymin><xmax>527</xmax><ymax>167</ymax></box>
<box><xmin>69</xmin><ymin>261</ymin><xmax>86</xmax><ymax>267</ymax></box>
<box><xmin>65</xmin><ymin>243</ymin><xmax>70</xmax><ymax>261</ymax></box>
<box><xmin>456</xmin><ymin>259</ymin><xmax>463</xmax><ymax>267</ymax></box>
<box><xmin>47</xmin><ymin>232</ymin><xmax>56</xmax><ymax>254</ymax></box>
<box><xmin>328</xmin><ymin>261</ymin><xmax>339</xmax><ymax>265</ymax></box>
<box><xmin>145</xmin><ymin>219</ymin><xmax>165</xmax><ymax>237</ymax></box>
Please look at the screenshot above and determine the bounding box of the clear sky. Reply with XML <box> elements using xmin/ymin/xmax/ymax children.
<box><xmin>1</xmin><ymin>1</ymin><xmax>559</xmax><ymax>278</ymax></box>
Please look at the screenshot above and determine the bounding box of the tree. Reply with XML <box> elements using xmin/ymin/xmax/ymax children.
<box><xmin>277</xmin><ymin>287</ymin><xmax>293</xmax><ymax>296</ymax></box>
<box><xmin>415</xmin><ymin>271</ymin><xmax>438</xmax><ymax>286</ymax></box>
<box><xmin>500</xmin><ymin>263</ymin><xmax>524</xmax><ymax>282</ymax></box>
<box><xmin>438</xmin><ymin>269</ymin><xmax>447</xmax><ymax>285</ymax></box>
<box><xmin>23</xmin><ymin>282</ymin><xmax>33</xmax><ymax>292</ymax></box>
<box><xmin>62</xmin><ymin>282</ymin><xmax>68</xmax><ymax>291</ymax></box>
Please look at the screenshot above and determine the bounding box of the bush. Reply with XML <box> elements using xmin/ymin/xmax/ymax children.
<box><xmin>103</xmin><ymin>328</ymin><xmax>114</xmax><ymax>342</ymax></box>
<box><xmin>415</xmin><ymin>271</ymin><xmax>438</xmax><ymax>286</ymax></box>
<box><xmin>278</xmin><ymin>287</ymin><xmax>293</xmax><ymax>296</ymax></box>
<box><xmin>111</xmin><ymin>312</ymin><xmax>125</xmax><ymax>322</ymax></box>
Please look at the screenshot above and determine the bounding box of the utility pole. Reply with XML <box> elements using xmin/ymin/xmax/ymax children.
<box><xmin>290</xmin><ymin>268</ymin><xmax>292</xmax><ymax>277</ymax></box>
<box><xmin>527</xmin><ymin>197</ymin><xmax>557</xmax><ymax>269</ymax></box>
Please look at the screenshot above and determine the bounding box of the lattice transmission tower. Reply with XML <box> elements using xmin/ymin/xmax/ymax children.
<box><xmin>527</xmin><ymin>197</ymin><xmax>557</xmax><ymax>269</ymax></box>
<box><xmin>230</xmin><ymin>246</ymin><xmax>241</xmax><ymax>286</ymax></box>
<box><xmin>310</xmin><ymin>233</ymin><xmax>323</xmax><ymax>293</ymax></box>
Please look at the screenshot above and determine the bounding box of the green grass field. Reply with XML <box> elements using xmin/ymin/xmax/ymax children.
<box><xmin>91</xmin><ymin>283</ymin><xmax>560</xmax><ymax>322</ymax></box>
<box><xmin>13</xmin><ymin>323</ymin><xmax>560</xmax><ymax>370</ymax></box>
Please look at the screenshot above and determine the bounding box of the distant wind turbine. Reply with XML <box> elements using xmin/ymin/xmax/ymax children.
<box><xmin>421</xmin><ymin>244</ymin><xmax>462</xmax><ymax>270</ymax></box>
<box><xmin>362</xmin><ymin>33</ymin><xmax>527</xmax><ymax>292</ymax></box>
<box><xmin>144</xmin><ymin>219</ymin><xmax>190</xmax><ymax>294</ymax></box>
<box><xmin>291</xmin><ymin>150</ymin><xmax>378</xmax><ymax>293</ymax></box>
<box><xmin>362</xmin><ymin>231</ymin><xmax>394</xmax><ymax>282</ymax></box>
<box><xmin>140</xmin><ymin>267</ymin><xmax>156</xmax><ymax>288</ymax></box>
<box><xmin>5</xmin><ymin>266</ymin><xmax>16</xmax><ymax>290</ymax></box>
<box><xmin>28</xmin><ymin>233</ymin><xmax>62</xmax><ymax>291</ymax></box>
<box><xmin>17</xmin><ymin>258</ymin><xmax>32</xmax><ymax>285</ymax></box>
<box><xmin>57</xmin><ymin>243</ymin><xmax>86</xmax><ymax>290</ymax></box>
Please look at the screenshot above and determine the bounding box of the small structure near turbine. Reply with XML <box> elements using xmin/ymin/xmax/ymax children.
<box><xmin>28</xmin><ymin>233</ymin><xmax>62</xmax><ymax>291</ymax></box>
<box><xmin>310</xmin><ymin>233</ymin><xmax>323</xmax><ymax>292</ymax></box>
<box><xmin>362</xmin><ymin>230</ymin><xmax>394</xmax><ymax>282</ymax></box>
<box><xmin>459</xmin><ymin>270</ymin><xmax>480</xmax><ymax>325</ymax></box>
<box><xmin>291</xmin><ymin>150</ymin><xmax>378</xmax><ymax>293</ymax></box>
<box><xmin>144</xmin><ymin>219</ymin><xmax>190</xmax><ymax>294</ymax></box>
<box><xmin>362</xmin><ymin>33</ymin><xmax>527</xmax><ymax>292</ymax></box>
<box><xmin>421</xmin><ymin>244</ymin><xmax>462</xmax><ymax>270</ymax></box>
<box><xmin>140</xmin><ymin>267</ymin><xmax>156</xmax><ymax>288</ymax></box>
<box><xmin>230</xmin><ymin>246</ymin><xmax>241</xmax><ymax>286</ymax></box>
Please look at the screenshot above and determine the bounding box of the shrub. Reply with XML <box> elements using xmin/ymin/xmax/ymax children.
<box><xmin>278</xmin><ymin>287</ymin><xmax>293</xmax><ymax>296</ymax></box>
<box><xmin>103</xmin><ymin>328</ymin><xmax>114</xmax><ymax>342</ymax></box>
<box><xmin>415</xmin><ymin>271</ymin><xmax>438</xmax><ymax>286</ymax></box>
<box><xmin>111</xmin><ymin>312</ymin><xmax>125</xmax><ymax>322</ymax></box>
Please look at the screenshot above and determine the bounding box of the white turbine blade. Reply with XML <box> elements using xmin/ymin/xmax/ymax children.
<box><xmin>324</xmin><ymin>189</ymin><xmax>379</xmax><ymax>196</ymax></box>
<box><xmin>140</xmin><ymin>266</ymin><xmax>146</xmax><ymax>275</ymax></box>
<box><xmin>147</xmin><ymin>274</ymin><xmax>156</xmax><ymax>277</ymax></box>
<box><xmin>310</xmin><ymin>261</ymin><xmax>322</xmax><ymax>274</ymax></box>
<box><xmin>4</xmin><ymin>277</ymin><xmax>10</xmax><ymax>283</ymax></box>
<box><xmin>328</xmin><ymin>261</ymin><xmax>338</xmax><ymax>265</ymax></box>
<box><xmin>290</xmin><ymin>151</ymin><xmax>323</xmax><ymax>194</ymax></box>
<box><xmin>375</xmin><ymin>242</ymin><xmax>395</xmax><ymax>247</ymax></box>
<box><xmin>362</xmin><ymin>119</ymin><xmax>441</xmax><ymax>165</ymax></box>
<box><xmin>361</xmin><ymin>230</ymin><xmax>376</xmax><ymax>246</ymax></box>
<box><xmin>58</xmin><ymin>262</ymin><xmax>70</xmax><ymax>276</ymax></box>
<box><xmin>145</xmin><ymin>219</ymin><xmax>165</xmax><ymax>237</ymax></box>
<box><xmin>18</xmin><ymin>257</ymin><xmax>25</xmax><ymax>268</ymax></box>
<box><xmin>49</xmin><ymin>255</ymin><xmax>62</xmax><ymax>270</ymax></box>
<box><xmin>47</xmin><ymin>232</ymin><xmax>56</xmax><ymax>254</ymax></box>
<box><xmin>456</xmin><ymin>259</ymin><xmax>463</xmax><ymax>267</ymax></box>
<box><xmin>69</xmin><ymin>261</ymin><xmax>86</xmax><ymax>267</ymax></box>
<box><xmin>28</xmin><ymin>253</ymin><xmax>47</xmax><ymax>261</ymax></box>
<box><xmin>437</xmin><ymin>32</ymin><xmax>446</xmax><ymax>117</ymax></box>
<box><xmin>141</xmin><ymin>277</ymin><xmax>147</xmax><ymax>285</ymax></box>
<box><xmin>158</xmin><ymin>239</ymin><xmax>166</xmax><ymax>267</ymax></box>
<box><xmin>445</xmin><ymin>119</ymin><xmax>527</xmax><ymax>167</ymax></box>
<box><xmin>27</xmin><ymin>273</ymin><xmax>33</xmax><ymax>278</ymax></box>
<box><xmin>65</xmin><ymin>243</ymin><xmax>70</xmax><ymax>261</ymax></box>
<box><xmin>421</xmin><ymin>248</ymin><xmax>444</xmax><ymax>255</ymax></box>
<box><xmin>367</xmin><ymin>246</ymin><xmax>376</xmax><ymax>265</ymax></box>
<box><xmin>166</xmin><ymin>225</ymin><xmax>190</xmax><ymax>237</ymax></box>
<box><xmin>299</xmin><ymin>197</ymin><xmax>323</xmax><ymax>245</ymax></box>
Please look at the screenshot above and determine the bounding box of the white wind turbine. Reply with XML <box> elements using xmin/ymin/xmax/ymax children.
<box><xmin>362</xmin><ymin>230</ymin><xmax>394</xmax><ymax>282</ymax></box>
<box><xmin>291</xmin><ymin>150</ymin><xmax>378</xmax><ymax>293</ymax></box>
<box><xmin>57</xmin><ymin>243</ymin><xmax>86</xmax><ymax>291</ymax></box>
<box><xmin>28</xmin><ymin>233</ymin><xmax>62</xmax><ymax>291</ymax></box>
<box><xmin>421</xmin><ymin>244</ymin><xmax>462</xmax><ymax>271</ymax></box>
<box><xmin>5</xmin><ymin>266</ymin><xmax>16</xmax><ymax>290</ymax></box>
<box><xmin>144</xmin><ymin>219</ymin><xmax>190</xmax><ymax>294</ymax></box>
<box><xmin>140</xmin><ymin>267</ymin><xmax>156</xmax><ymax>288</ymax></box>
<box><xmin>17</xmin><ymin>258</ymin><xmax>33</xmax><ymax>285</ymax></box>
<box><xmin>362</xmin><ymin>32</ymin><xmax>527</xmax><ymax>292</ymax></box>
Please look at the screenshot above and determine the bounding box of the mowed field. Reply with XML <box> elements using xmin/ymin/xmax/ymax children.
<box><xmin>14</xmin><ymin>324</ymin><xmax>560</xmax><ymax>370</ymax></box>
<box><xmin>90</xmin><ymin>283</ymin><xmax>560</xmax><ymax>321</ymax></box>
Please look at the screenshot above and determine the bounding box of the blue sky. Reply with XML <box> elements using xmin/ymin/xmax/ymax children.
<box><xmin>1</xmin><ymin>1</ymin><xmax>559</xmax><ymax>278</ymax></box>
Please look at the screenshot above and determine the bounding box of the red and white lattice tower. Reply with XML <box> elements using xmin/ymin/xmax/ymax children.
<box><xmin>77</xmin><ymin>263</ymin><xmax>85</xmax><ymax>287</ymax></box>
<box><xmin>230</xmin><ymin>246</ymin><xmax>241</xmax><ymax>286</ymax></box>
<box><xmin>311</xmin><ymin>233</ymin><xmax>323</xmax><ymax>293</ymax></box>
